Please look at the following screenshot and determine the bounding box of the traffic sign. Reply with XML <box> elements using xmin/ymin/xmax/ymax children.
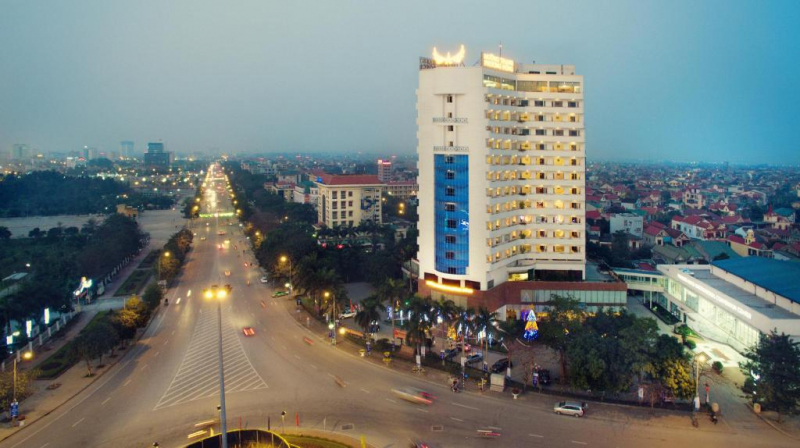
<box><xmin>10</xmin><ymin>401</ymin><xmax>19</xmax><ymax>418</ymax></box>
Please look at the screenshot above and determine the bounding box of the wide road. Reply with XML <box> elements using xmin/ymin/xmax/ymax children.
<box><xmin>1</xmin><ymin>165</ymin><xmax>794</xmax><ymax>448</ymax></box>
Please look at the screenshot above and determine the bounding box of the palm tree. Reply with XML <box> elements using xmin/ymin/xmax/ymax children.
<box><xmin>453</xmin><ymin>306</ymin><xmax>476</xmax><ymax>350</ymax></box>
<box><xmin>355</xmin><ymin>295</ymin><xmax>382</xmax><ymax>338</ymax></box>
<box><xmin>406</xmin><ymin>295</ymin><xmax>433</xmax><ymax>357</ymax></box>
<box><xmin>474</xmin><ymin>307</ymin><xmax>499</xmax><ymax>371</ymax></box>
<box><xmin>432</xmin><ymin>299</ymin><xmax>457</xmax><ymax>342</ymax></box>
<box><xmin>377</xmin><ymin>278</ymin><xmax>406</xmax><ymax>351</ymax></box>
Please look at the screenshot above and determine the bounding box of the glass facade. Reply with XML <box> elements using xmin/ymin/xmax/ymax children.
<box><xmin>434</xmin><ymin>154</ymin><xmax>469</xmax><ymax>274</ymax></box>
<box><xmin>664</xmin><ymin>278</ymin><xmax>760</xmax><ymax>350</ymax></box>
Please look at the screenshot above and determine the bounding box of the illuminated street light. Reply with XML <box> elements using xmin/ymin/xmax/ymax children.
<box><xmin>204</xmin><ymin>286</ymin><xmax>229</xmax><ymax>448</ymax></box>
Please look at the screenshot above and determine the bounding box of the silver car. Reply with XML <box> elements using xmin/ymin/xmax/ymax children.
<box><xmin>554</xmin><ymin>401</ymin><xmax>586</xmax><ymax>417</ymax></box>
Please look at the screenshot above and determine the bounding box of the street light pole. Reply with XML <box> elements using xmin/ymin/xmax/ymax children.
<box><xmin>280</xmin><ymin>256</ymin><xmax>293</xmax><ymax>301</ymax></box>
<box><xmin>695</xmin><ymin>354</ymin><xmax>706</xmax><ymax>410</ymax></box>
<box><xmin>205</xmin><ymin>287</ymin><xmax>229</xmax><ymax>448</ymax></box>
<box><xmin>217</xmin><ymin>298</ymin><xmax>228</xmax><ymax>448</ymax></box>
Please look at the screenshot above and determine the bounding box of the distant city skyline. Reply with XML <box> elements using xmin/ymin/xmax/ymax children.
<box><xmin>1</xmin><ymin>0</ymin><xmax>798</xmax><ymax>163</ymax></box>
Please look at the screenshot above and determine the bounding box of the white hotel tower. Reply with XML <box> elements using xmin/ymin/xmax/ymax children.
<box><xmin>417</xmin><ymin>47</ymin><xmax>586</xmax><ymax>300</ymax></box>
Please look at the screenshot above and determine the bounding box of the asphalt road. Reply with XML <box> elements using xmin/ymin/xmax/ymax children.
<box><xmin>2</xmin><ymin>168</ymin><xmax>795</xmax><ymax>448</ymax></box>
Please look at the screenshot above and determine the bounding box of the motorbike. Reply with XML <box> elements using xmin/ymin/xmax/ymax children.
<box><xmin>710</xmin><ymin>411</ymin><xmax>718</xmax><ymax>425</ymax></box>
<box><xmin>164</xmin><ymin>298</ymin><xmax>169</xmax><ymax>306</ymax></box>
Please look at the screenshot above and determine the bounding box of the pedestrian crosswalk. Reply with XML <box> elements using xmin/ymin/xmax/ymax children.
<box><xmin>154</xmin><ymin>308</ymin><xmax>267</xmax><ymax>410</ymax></box>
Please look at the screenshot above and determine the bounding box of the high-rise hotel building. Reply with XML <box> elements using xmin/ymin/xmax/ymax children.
<box><xmin>416</xmin><ymin>47</ymin><xmax>587</xmax><ymax>306</ymax></box>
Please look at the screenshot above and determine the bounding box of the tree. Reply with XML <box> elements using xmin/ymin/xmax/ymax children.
<box><xmin>89</xmin><ymin>322</ymin><xmax>119</xmax><ymax>365</ymax></box>
<box><xmin>377</xmin><ymin>278</ymin><xmax>407</xmax><ymax>349</ymax></box>
<box><xmin>28</xmin><ymin>227</ymin><xmax>44</xmax><ymax>238</ymax></box>
<box><xmin>741</xmin><ymin>331</ymin><xmax>800</xmax><ymax>420</ymax></box>
<box><xmin>0</xmin><ymin>226</ymin><xmax>11</xmax><ymax>240</ymax></box>
<box><xmin>406</xmin><ymin>295</ymin><xmax>433</xmax><ymax>356</ymax></box>
<box><xmin>538</xmin><ymin>295</ymin><xmax>585</xmax><ymax>383</ymax></box>
<box><xmin>354</xmin><ymin>296</ymin><xmax>382</xmax><ymax>338</ymax></box>
<box><xmin>474</xmin><ymin>307</ymin><xmax>499</xmax><ymax>370</ymax></box>
<box><xmin>0</xmin><ymin>368</ymin><xmax>38</xmax><ymax>410</ymax></box>
<box><xmin>112</xmin><ymin>308</ymin><xmax>139</xmax><ymax>345</ymax></box>
<box><xmin>142</xmin><ymin>283</ymin><xmax>164</xmax><ymax>310</ymax></box>
<box><xmin>71</xmin><ymin>332</ymin><xmax>103</xmax><ymax>376</ymax></box>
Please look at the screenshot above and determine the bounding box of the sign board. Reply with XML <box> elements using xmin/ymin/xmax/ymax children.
<box><xmin>481</xmin><ymin>52</ymin><xmax>515</xmax><ymax>73</ymax></box>
<box><xmin>490</xmin><ymin>373</ymin><xmax>505</xmax><ymax>392</ymax></box>
<box><xmin>10</xmin><ymin>401</ymin><xmax>18</xmax><ymax>418</ymax></box>
<box><xmin>393</xmin><ymin>329</ymin><xmax>407</xmax><ymax>340</ymax></box>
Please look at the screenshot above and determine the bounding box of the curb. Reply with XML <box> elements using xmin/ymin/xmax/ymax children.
<box><xmin>749</xmin><ymin>404</ymin><xmax>800</xmax><ymax>441</ymax></box>
<box><xmin>0</xmin><ymin>302</ymin><xmax>165</xmax><ymax>443</ymax></box>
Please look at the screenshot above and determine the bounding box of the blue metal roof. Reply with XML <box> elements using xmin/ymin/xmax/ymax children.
<box><xmin>712</xmin><ymin>257</ymin><xmax>800</xmax><ymax>304</ymax></box>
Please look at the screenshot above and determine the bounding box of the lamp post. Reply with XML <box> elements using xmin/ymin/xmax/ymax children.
<box><xmin>695</xmin><ymin>354</ymin><xmax>707</xmax><ymax>410</ymax></box>
<box><xmin>205</xmin><ymin>287</ymin><xmax>229</xmax><ymax>448</ymax></box>
<box><xmin>12</xmin><ymin>351</ymin><xmax>33</xmax><ymax>426</ymax></box>
<box><xmin>325</xmin><ymin>291</ymin><xmax>336</xmax><ymax>345</ymax></box>
<box><xmin>158</xmin><ymin>251</ymin><xmax>171</xmax><ymax>281</ymax></box>
<box><xmin>280</xmin><ymin>256</ymin><xmax>293</xmax><ymax>301</ymax></box>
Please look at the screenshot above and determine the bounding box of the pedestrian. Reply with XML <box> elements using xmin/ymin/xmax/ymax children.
<box><xmin>704</xmin><ymin>383</ymin><xmax>710</xmax><ymax>404</ymax></box>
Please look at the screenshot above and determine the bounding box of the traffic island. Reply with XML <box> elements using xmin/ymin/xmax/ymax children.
<box><xmin>184</xmin><ymin>429</ymin><xmax>372</xmax><ymax>448</ymax></box>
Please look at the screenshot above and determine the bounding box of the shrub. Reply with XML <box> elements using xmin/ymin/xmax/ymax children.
<box><xmin>712</xmin><ymin>361</ymin><xmax>724</xmax><ymax>374</ymax></box>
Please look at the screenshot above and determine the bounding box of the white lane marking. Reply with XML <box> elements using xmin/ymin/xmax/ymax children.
<box><xmin>270</xmin><ymin>336</ymin><xmax>276</xmax><ymax>341</ymax></box>
<box><xmin>251</xmin><ymin>312</ymin><xmax>255</xmax><ymax>317</ymax></box>
<box><xmin>101</xmin><ymin>397</ymin><xmax>112</xmax><ymax>405</ymax></box>
<box><xmin>529</xmin><ymin>434</ymin><xmax>544</xmax><ymax>438</ymax></box>
<box><xmin>487</xmin><ymin>426</ymin><xmax>502</xmax><ymax>430</ymax></box>
<box><xmin>124</xmin><ymin>379</ymin><xmax>132</xmax><ymax>387</ymax></box>
<box><xmin>72</xmin><ymin>417</ymin><xmax>85</xmax><ymax>428</ymax></box>
<box><xmin>171</xmin><ymin>330</ymin><xmax>175</xmax><ymax>335</ymax></box>
<box><xmin>451</xmin><ymin>417</ymin><xmax>464</xmax><ymax>422</ymax></box>
<box><xmin>385</xmin><ymin>398</ymin><xmax>397</xmax><ymax>403</ymax></box>
<box><xmin>451</xmin><ymin>402</ymin><xmax>479</xmax><ymax>411</ymax></box>
<box><xmin>140</xmin><ymin>364</ymin><xmax>149</xmax><ymax>371</ymax></box>
<box><xmin>310</xmin><ymin>364</ymin><xmax>319</xmax><ymax>370</ymax></box>
<box><xmin>360</xmin><ymin>388</ymin><xmax>370</xmax><ymax>394</ymax></box>
<box><xmin>571</xmin><ymin>442</ymin><xmax>587</xmax><ymax>445</ymax></box>
<box><xmin>281</xmin><ymin>345</ymin><xmax>287</xmax><ymax>350</ymax></box>
<box><xmin>39</xmin><ymin>443</ymin><xmax>50</xmax><ymax>448</ymax></box>
<box><xmin>293</xmin><ymin>354</ymin><xmax>301</xmax><ymax>360</ymax></box>
<box><xmin>416</xmin><ymin>408</ymin><xmax>429</xmax><ymax>413</ymax></box>
<box><xmin>154</xmin><ymin>351</ymin><xmax>160</xmax><ymax>357</ymax></box>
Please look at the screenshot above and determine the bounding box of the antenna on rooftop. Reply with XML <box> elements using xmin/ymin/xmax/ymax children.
<box><xmin>499</xmin><ymin>42</ymin><xmax>503</xmax><ymax>57</ymax></box>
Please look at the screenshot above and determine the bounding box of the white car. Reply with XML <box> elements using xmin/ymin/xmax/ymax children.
<box><xmin>554</xmin><ymin>401</ymin><xmax>586</xmax><ymax>417</ymax></box>
<box><xmin>338</xmin><ymin>311</ymin><xmax>357</xmax><ymax>319</ymax></box>
<box><xmin>260</xmin><ymin>276</ymin><xmax>269</xmax><ymax>284</ymax></box>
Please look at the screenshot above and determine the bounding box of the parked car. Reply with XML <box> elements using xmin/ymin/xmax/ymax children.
<box><xmin>537</xmin><ymin>369</ymin><xmax>552</xmax><ymax>385</ymax></box>
<box><xmin>338</xmin><ymin>311</ymin><xmax>357</xmax><ymax>319</ymax></box>
<box><xmin>465</xmin><ymin>353</ymin><xmax>483</xmax><ymax>365</ymax></box>
<box><xmin>444</xmin><ymin>348</ymin><xmax>459</xmax><ymax>360</ymax></box>
<box><xmin>260</xmin><ymin>276</ymin><xmax>269</xmax><ymax>284</ymax></box>
<box><xmin>272</xmin><ymin>291</ymin><xmax>289</xmax><ymax>297</ymax></box>
<box><xmin>224</xmin><ymin>270</ymin><xmax>231</xmax><ymax>276</ymax></box>
<box><xmin>491</xmin><ymin>358</ymin><xmax>512</xmax><ymax>373</ymax></box>
<box><xmin>554</xmin><ymin>401</ymin><xmax>586</xmax><ymax>417</ymax></box>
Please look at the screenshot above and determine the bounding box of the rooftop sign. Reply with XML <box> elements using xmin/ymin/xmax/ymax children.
<box><xmin>432</xmin><ymin>45</ymin><xmax>466</xmax><ymax>66</ymax></box>
<box><xmin>481</xmin><ymin>52</ymin><xmax>515</xmax><ymax>73</ymax></box>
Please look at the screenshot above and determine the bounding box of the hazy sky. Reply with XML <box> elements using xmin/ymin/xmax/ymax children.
<box><xmin>2</xmin><ymin>0</ymin><xmax>799</xmax><ymax>163</ymax></box>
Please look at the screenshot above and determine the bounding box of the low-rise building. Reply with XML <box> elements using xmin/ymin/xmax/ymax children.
<box><xmin>658</xmin><ymin>259</ymin><xmax>800</xmax><ymax>353</ymax></box>
<box><xmin>610</xmin><ymin>213</ymin><xmax>643</xmax><ymax>238</ymax></box>
<box><xmin>314</xmin><ymin>173</ymin><xmax>384</xmax><ymax>227</ymax></box>
<box><xmin>386</xmin><ymin>180</ymin><xmax>418</xmax><ymax>200</ymax></box>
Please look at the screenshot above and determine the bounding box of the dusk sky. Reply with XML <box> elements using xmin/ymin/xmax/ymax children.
<box><xmin>1</xmin><ymin>0</ymin><xmax>798</xmax><ymax>163</ymax></box>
